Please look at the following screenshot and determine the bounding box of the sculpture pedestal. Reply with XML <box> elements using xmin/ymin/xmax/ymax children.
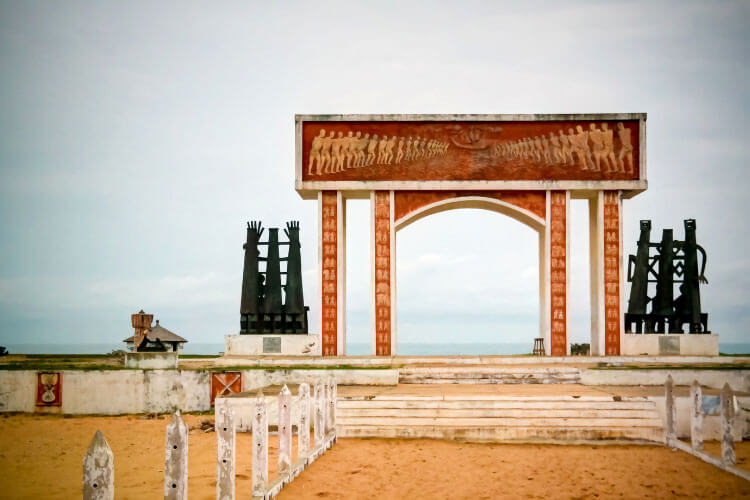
<box><xmin>224</xmin><ymin>334</ymin><xmax>321</xmax><ymax>356</ymax></box>
<box><xmin>621</xmin><ymin>333</ymin><xmax>719</xmax><ymax>356</ymax></box>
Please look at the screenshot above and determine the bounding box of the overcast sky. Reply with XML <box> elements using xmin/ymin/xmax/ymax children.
<box><xmin>0</xmin><ymin>1</ymin><xmax>748</xmax><ymax>350</ymax></box>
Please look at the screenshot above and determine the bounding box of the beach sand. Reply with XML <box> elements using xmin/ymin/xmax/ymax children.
<box><xmin>0</xmin><ymin>414</ymin><xmax>748</xmax><ymax>499</ymax></box>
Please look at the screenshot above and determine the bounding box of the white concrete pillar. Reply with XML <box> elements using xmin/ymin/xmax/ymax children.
<box><xmin>297</xmin><ymin>382</ymin><xmax>310</xmax><ymax>460</ymax></box>
<box><xmin>251</xmin><ymin>390</ymin><xmax>268</xmax><ymax>497</ymax></box>
<box><xmin>690</xmin><ymin>380</ymin><xmax>703</xmax><ymax>452</ymax></box>
<box><xmin>83</xmin><ymin>430</ymin><xmax>114</xmax><ymax>500</ymax></box>
<box><xmin>216</xmin><ymin>403</ymin><xmax>235</xmax><ymax>500</ymax></box>
<box><xmin>314</xmin><ymin>381</ymin><xmax>324</xmax><ymax>448</ymax></box>
<box><xmin>327</xmin><ymin>376</ymin><xmax>337</xmax><ymax>435</ymax></box>
<box><xmin>164</xmin><ymin>411</ymin><xmax>188</xmax><ymax>500</ymax></box>
<box><xmin>278</xmin><ymin>385</ymin><xmax>292</xmax><ymax>476</ymax></box>
<box><xmin>665</xmin><ymin>375</ymin><xmax>676</xmax><ymax>446</ymax></box>
<box><xmin>538</xmin><ymin>229</ymin><xmax>549</xmax><ymax>354</ymax></box>
<box><xmin>721</xmin><ymin>383</ymin><xmax>736</xmax><ymax>465</ymax></box>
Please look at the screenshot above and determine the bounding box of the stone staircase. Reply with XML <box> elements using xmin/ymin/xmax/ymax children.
<box><xmin>336</xmin><ymin>395</ymin><xmax>664</xmax><ymax>443</ymax></box>
<box><xmin>398</xmin><ymin>366</ymin><xmax>582</xmax><ymax>384</ymax></box>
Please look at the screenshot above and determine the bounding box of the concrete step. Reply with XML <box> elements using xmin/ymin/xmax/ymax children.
<box><xmin>398</xmin><ymin>367</ymin><xmax>582</xmax><ymax>384</ymax></box>
<box><xmin>337</xmin><ymin>425</ymin><xmax>664</xmax><ymax>443</ymax></box>
<box><xmin>337</xmin><ymin>408</ymin><xmax>659</xmax><ymax>419</ymax></box>
<box><xmin>335</xmin><ymin>395</ymin><xmax>663</xmax><ymax>443</ymax></box>
<box><xmin>337</xmin><ymin>399</ymin><xmax>655</xmax><ymax>410</ymax></box>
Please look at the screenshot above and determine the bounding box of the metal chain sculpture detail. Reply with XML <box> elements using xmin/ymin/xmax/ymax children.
<box><xmin>240</xmin><ymin>221</ymin><xmax>309</xmax><ymax>334</ymax></box>
<box><xmin>625</xmin><ymin>219</ymin><xmax>709</xmax><ymax>334</ymax></box>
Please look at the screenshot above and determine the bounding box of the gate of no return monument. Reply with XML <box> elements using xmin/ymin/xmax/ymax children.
<box><xmin>295</xmin><ymin>114</ymin><xmax>647</xmax><ymax>357</ymax></box>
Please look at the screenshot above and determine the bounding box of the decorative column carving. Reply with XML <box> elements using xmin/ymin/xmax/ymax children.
<box><xmin>603</xmin><ymin>190</ymin><xmax>622</xmax><ymax>355</ymax></box>
<box><xmin>372</xmin><ymin>191</ymin><xmax>395</xmax><ymax>356</ymax></box>
<box><xmin>547</xmin><ymin>191</ymin><xmax>569</xmax><ymax>356</ymax></box>
<box><xmin>319</xmin><ymin>191</ymin><xmax>345</xmax><ymax>355</ymax></box>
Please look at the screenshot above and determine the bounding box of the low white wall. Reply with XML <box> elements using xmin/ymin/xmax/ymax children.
<box><xmin>581</xmin><ymin>369</ymin><xmax>750</xmax><ymax>392</ymax></box>
<box><xmin>622</xmin><ymin>334</ymin><xmax>719</xmax><ymax>356</ymax></box>
<box><xmin>225</xmin><ymin>334</ymin><xmax>322</xmax><ymax>356</ymax></box>
<box><xmin>0</xmin><ymin>371</ymin><xmax>37</xmax><ymax>412</ymax></box>
<box><xmin>124</xmin><ymin>352</ymin><xmax>179</xmax><ymax>369</ymax></box>
<box><xmin>240</xmin><ymin>369</ymin><xmax>399</xmax><ymax>392</ymax></box>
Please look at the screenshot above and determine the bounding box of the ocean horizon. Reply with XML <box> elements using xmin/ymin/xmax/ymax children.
<box><xmin>3</xmin><ymin>341</ymin><xmax>750</xmax><ymax>356</ymax></box>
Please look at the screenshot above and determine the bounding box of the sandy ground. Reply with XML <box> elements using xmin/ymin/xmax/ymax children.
<box><xmin>1</xmin><ymin>414</ymin><xmax>749</xmax><ymax>499</ymax></box>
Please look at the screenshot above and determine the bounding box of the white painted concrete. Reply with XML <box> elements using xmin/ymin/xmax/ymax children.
<box><xmin>621</xmin><ymin>334</ymin><xmax>719</xmax><ymax>356</ymax></box>
<box><xmin>581</xmin><ymin>369</ymin><xmax>750</xmax><ymax>392</ymax></box>
<box><xmin>239</xmin><ymin>369</ymin><xmax>399</xmax><ymax>392</ymax></box>
<box><xmin>124</xmin><ymin>352</ymin><xmax>178</xmax><ymax>369</ymax></box>
<box><xmin>0</xmin><ymin>371</ymin><xmax>36</xmax><ymax>412</ymax></box>
<box><xmin>224</xmin><ymin>334</ymin><xmax>321</xmax><ymax>356</ymax></box>
<box><xmin>650</xmin><ymin>395</ymin><xmax>748</xmax><ymax>441</ymax></box>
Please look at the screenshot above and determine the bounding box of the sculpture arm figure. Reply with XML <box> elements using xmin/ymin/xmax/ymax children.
<box><xmin>697</xmin><ymin>244</ymin><xmax>708</xmax><ymax>284</ymax></box>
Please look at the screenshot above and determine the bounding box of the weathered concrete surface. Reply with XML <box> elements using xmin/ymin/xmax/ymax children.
<box><xmin>581</xmin><ymin>369</ymin><xmax>750</xmax><ymax>391</ymax></box>
<box><xmin>0</xmin><ymin>370</ymin><xmax>36</xmax><ymax>412</ymax></box>
<box><xmin>251</xmin><ymin>392</ymin><xmax>268</xmax><ymax>497</ymax></box>
<box><xmin>124</xmin><ymin>351</ymin><xmax>179</xmax><ymax>369</ymax></box>
<box><xmin>238</xmin><ymin>369</ymin><xmax>398</xmax><ymax>391</ymax></box>
<box><xmin>164</xmin><ymin>412</ymin><xmax>188</xmax><ymax>500</ymax></box>
<box><xmin>215</xmin><ymin>403</ymin><xmax>235</xmax><ymax>500</ymax></box>
<box><xmin>690</xmin><ymin>381</ymin><xmax>703</xmax><ymax>451</ymax></box>
<box><xmin>83</xmin><ymin>430</ymin><xmax>114</xmax><ymax>500</ymax></box>
<box><xmin>621</xmin><ymin>334</ymin><xmax>719</xmax><ymax>356</ymax></box>
<box><xmin>278</xmin><ymin>385</ymin><xmax>292</xmax><ymax>475</ymax></box>
<box><xmin>224</xmin><ymin>334</ymin><xmax>322</xmax><ymax>356</ymax></box>
<box><xmin>722</xmin><ymin>383</ymin><xmax>736</xmax><ymax>465</ymax></box>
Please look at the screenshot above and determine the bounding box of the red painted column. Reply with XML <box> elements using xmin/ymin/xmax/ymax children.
<box><xmin>548</xmin><ymin>191</ymin><xmax>568</xmax><ymax>356</ymax></box>
<box><xmin>603</xmin><ymin>190</ymin><xmax>622</xmax><ymax>355</ymax></box>
<box><xmin>320</xmin><ymin>191</ymin><xmax>338</xmax><ymax>355</ymax></box>
<box><xmin>372</xmin><ymin>191</ymin><xmax>393</xmax><ymax>356</ymax></box>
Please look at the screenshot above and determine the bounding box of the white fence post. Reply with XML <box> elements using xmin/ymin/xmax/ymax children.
<box><xmin>252</xmin><ymin>390</ymin><xmax>268</xmax><ymax>497</ymax></box>
<box><xmin>164</xmin><ymin>411</ymin><xmax>188</xmax><ymax>500</ymax></box>
<box><xmin>327</xmin><ymin>376</ymin><xmax>336</xmax><ymax>437</ymax></box>
<box><xmin>278</xmin><ymin>385</ymin><xmax>292</xmax><ymax>476</ymax></box>
<box><xmin>314</xmin><ymin>381</ymin><xmax>324</xmax><ymax>449</ymax></box>
<box><xmin>83</xmin><ymin>430</ymin><xmax>114</xmax><ymax>500</ymax></box>
<box><xmin>298</xmin><ymin>383</ymin><xmax>310</xmax><ymax>460</ymax></box>
<box><xmin>721</xmin><ymin>383</ymin><xmax>736</xmax><ymax>465</ymax></box>
<box><xmin>216</xmin><ymin>402</ymin><xmax>236</xmax><ymax>500</ymax></box>
<box><xmin>665</xmin><ymin>375</ymin><xmax>676</xmax><ymax>446</ymax></box>
<box><xmin>690</xmin><ymin>380</ymin><xmax>703</xmax><ymax>452</ymax></box>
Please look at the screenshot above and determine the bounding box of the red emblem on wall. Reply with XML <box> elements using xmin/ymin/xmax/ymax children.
<box><xmin>210</xmin><ymin>372</ymin><xmax>242</xmax><ymax>405</ymax></box>
<box><xmin>36</xmin><ymin>372</ymin><xmax>62</xmax><ymax>406</ymax></box>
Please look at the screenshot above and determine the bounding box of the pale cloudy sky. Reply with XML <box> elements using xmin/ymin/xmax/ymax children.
<box><xmin>0</xmin><ymin>1</ymin><xmax>748</xmax><ymax>350</ymax></box>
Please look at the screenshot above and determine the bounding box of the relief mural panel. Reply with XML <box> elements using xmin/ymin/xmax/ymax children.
<box><xmin>373</xmin><ymin>191</ymin><xmax>392</xmax><ymax>356</ymax></box>
<box><xmin>603</xmin><ymin>191</ymin><xmax>621</xmax><ymax>356</ymax></box>
<box><xmin>549</xmin><ymin>191</ymin><xmax>567</xmax><ymax>356</ymax></box>
<box><xmin>302</xmin><ymin>120</ymin><xmax>640</xmax><ymax>182</ymax></box>
<box><xmin>320</xmin><ymin>191</ymin><xmax>338</xmax><ymax>356</ymax></box>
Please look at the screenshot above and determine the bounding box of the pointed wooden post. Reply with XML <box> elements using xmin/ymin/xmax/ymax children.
<box><xmin>690</xmin><ymin>380</ymin><xmax>703</xmax><ymax>452</ymax></box>
<box><xmin>721</xmin><ymin>383</ymin><xmax>736</xmax><ymax>465</ymax></box>
<box><xmin>327</xmin><ymin>376</ymin><xmax>337</xmax><ymax>436</ymax></box>
<box><xmin>216</xmin><ymin>402</ymin><xmax>236</xmax><ymax>500</ymax></box>
<box><xmin>252</xmin><ymin>390</ymin><xmax>268</xmax><ymax>497</ymax></box>
<box><xmin>314</xmin><ymin>381</ymin><xmax>324</xmax><ymax>449</ymax></box>
<box><xmin>665</xmin><ymin>375</ymin><xmax>676</xmax><ymax>446</ymax></box>
<box><xmin>298</xmin><ymin>382</ymin><xmax>310</xmax><ymax>460</ymax></box>
<box><xmin>83</xmin><ymin>430</ymin><xmax>114</xmax><ymax>500</ymax></box>
<box><xmin>278</xmin><ymin>385</ymin><xmax>292</xmax><ymax>476</ymax></box>
<box><xmin>164</xmin><ymin>411</ymin><xmax>188</xmax><ymax>500</ymax></box>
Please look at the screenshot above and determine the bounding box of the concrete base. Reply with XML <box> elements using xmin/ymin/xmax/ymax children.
<box><xmin>621</xmin><ymin>334</ymin><xmax>719</xmax><ymax>356</ymax></box>
<box><xmin>124</xmin><ymin>352</ymin><xmax>179</xmax><ymax>369</ymax></box>
<box><xmin>224</xmin><ymin>334</ymin><xmax>321</xmax><ymax>356</ymax></box>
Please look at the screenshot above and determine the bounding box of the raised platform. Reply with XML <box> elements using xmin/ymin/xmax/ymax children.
<box><xmin>224</xmin><ymin>333</ymin><xmax>321</xmax><ymax>356</ymax></box>
<box><xmin>621</xmin><ymin>333</ymin><xmax>719</xmax><ymax>356</ymax></box>
<box><xmin>123</xmin><ymin>351</ymin><xmax>178</xmax><ymax>369</ymax></box>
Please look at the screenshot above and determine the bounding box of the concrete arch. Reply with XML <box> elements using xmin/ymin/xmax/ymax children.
<box><xmin>394</xmin><ymin>196</ymin><xmax>546</xmax><ymax>234</ymax></box>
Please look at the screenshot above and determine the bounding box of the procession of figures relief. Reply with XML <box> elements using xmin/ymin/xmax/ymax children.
<box><xmin>489</xmin><ymin>122</ymin><xmax>634</xmax><ymax>174</ymax></box>
<box><xmin>307</xmin><ymin>130</ymin><xmax>449</xmax><ymax>175</ymax></box>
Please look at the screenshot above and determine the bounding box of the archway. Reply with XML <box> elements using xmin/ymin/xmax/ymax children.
<box><xmin>395</xmin><ymin>204</ymin><xmax>541</xmax><ymax>354</ymax></box>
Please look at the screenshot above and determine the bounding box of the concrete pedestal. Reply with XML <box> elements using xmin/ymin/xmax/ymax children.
<box><xmin>621</xmin><ymin>333</ymin><xmax>719</xmax><ymax>356</ymax></box>
<box><xmin>224</xmin><ymin>334</ymin><xmax>321</xmax><ymax>356</ymax></box>
<box><xmin>124</xmin><ymin>351</ymin><xmax>179</xmax><ymax>369</ymax></box>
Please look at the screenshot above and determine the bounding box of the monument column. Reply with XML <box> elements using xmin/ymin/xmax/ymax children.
<box><xmin>545</xmin><ymin>190</ymin><xmax>570</xmax><ymax>356</ymax></box>
<box><xmin>318</xmin><ymin>191</ymin><xmax>346</xmax><ymax>356</ymax></box>
<box><xmin>371</xmin><ymin>190</ymin><xmax>396</xmax><ymax>356</ymax></box>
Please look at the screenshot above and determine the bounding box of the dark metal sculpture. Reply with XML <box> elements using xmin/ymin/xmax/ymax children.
<box><xmin>240</xmin><ymin>220</ymin><xmax>309</xmax><ymax>334</ymax></box>
<box><xmin>625</xmin><ymin>219</ymin><xmax>709</xmax><ymax>334</ymax></box>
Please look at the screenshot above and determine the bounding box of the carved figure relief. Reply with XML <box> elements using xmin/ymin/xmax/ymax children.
<box><xmin>603</xmin><ymin>191</ymin><xmax>621</xmax><ymax>355</ymax></box>
<box><xmin>373</xmin><ymin>192</ymin><xmax>392</xmax><ymax>356</ymax></box>
<box><xmin>549</xmin><ymin>192</ymin><xmax>567</xmax><ymax>356</ymax></box>
<box><xmin>36</xmin><ymin>372</ymin><xmax>62</xmax><ymax>406</ymax></box>
<box><xmin>320</xmin><ymin>192</ymin><xmax>338</xmax><ymax>355</ymax></box>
